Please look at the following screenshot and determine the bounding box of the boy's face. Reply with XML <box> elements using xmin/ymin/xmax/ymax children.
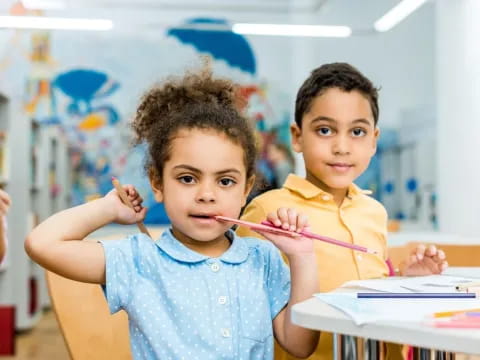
<box><xmin>291</xmin><ymin>87</ymin><xmax>379</xmax><ymax>194</ymax></box>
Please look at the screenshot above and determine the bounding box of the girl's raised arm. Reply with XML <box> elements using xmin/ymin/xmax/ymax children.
<box><xmin>25</xmin><ymin>185</ymin><xmax>146</xmax><ymax>284</ymax></box>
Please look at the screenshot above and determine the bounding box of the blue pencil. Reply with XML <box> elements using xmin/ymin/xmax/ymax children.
<box><xmin>357</xmin><ymin>292</ymin><xmax>476</xmax><ymax>299</ymax></box>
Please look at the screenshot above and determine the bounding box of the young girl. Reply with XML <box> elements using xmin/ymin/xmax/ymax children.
<box><xmin>25</xmin><ymin>67</ymin><xmax>320</xmax><ymax>359</ymax></box>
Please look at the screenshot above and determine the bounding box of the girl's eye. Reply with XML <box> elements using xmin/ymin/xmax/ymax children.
<box><xmin>352</xmin><ymin>128</ymin><xmax>367</xmax><ymax>137</ymax></box>
<box><xmin>219</xmin><ymin>178</ymin><xmax>236</xmax><ymax>187</ymax></box>
<box><xmin>179</xmin><ymin>175</ymin><xmax>196</xmax><ymax>184</ymax></box>
<box><xmin>317</xmin><ymin>127</ymin><xmax>332</xmax><ymax>136</ymax></box>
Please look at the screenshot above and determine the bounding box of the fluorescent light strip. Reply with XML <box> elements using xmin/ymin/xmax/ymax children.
<box><xmin>22</xmin><ymin>0</ymin><xmax>66</xmax><ymax>10</ymax></box>
<box><xmin>374</xmin><ymin>0</ymin><xmax>429</xmax><ymax>32</ymax></box>
<box><xmin>232</xmin><ymin>23</ymin><xmax>351</xmax><ymax>38</ymax></box>
<box><xmin>0</xmin><ymin>16</ymin><xmax>113</xmax><ymax>31</ymax></box>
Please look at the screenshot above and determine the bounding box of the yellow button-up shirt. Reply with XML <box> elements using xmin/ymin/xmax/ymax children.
<box><xmin>238</xmin><ymin>174</ymin><xmax>399</xmax><ymax>360</ymax></box>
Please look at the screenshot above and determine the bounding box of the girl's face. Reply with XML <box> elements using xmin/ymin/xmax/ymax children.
<box><xmin>151</xmin><ymin>128</ymin><xmax>254</xmax><ymax>254</ymax></box>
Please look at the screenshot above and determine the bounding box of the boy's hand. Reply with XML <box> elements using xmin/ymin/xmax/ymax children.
<box><xmin>103</xmin><ymin>184</ymin><xmax>147</xmax><ymax>225</ymax></box>
<box><xmin>254</xmin><ymin>207</ymin><xmax>314</xmax><ymax>256</ymax></box>
<box><xmin>0</xmin><ymin>189</ymin><xmax>11</xmax><ymax>217</ymax></box>
<box><xmin>399</xmin><ymin>244</ymin><xmax>448</xmax><ymax>276</ymax></box>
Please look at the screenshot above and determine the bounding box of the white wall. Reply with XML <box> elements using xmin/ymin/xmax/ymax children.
<box><xmin>291</xmin><ymin>2</ymin><xmax>436</xmax><ymax>129</ymax></box>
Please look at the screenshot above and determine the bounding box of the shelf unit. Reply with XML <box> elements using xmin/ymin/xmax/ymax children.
<box><xmin>0</xmin><ymin>89</ymin><xmax>72</xmax><ymax>330</ymax></box>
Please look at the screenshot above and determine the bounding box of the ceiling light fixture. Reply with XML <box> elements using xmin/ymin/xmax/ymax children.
<box><xmin>374</xmin><ymin>0</ymin><xmax>429</xmax><ymax>32</ymax></box>
<box><xmin>0</xmin><ymin>15</ymin><xmax>113</xmax><ymax>31</ymax></box>
<box><xmin>232</xmin><ymin>23</ymin><xmax>352</xmax><ymax>38</ymax></box>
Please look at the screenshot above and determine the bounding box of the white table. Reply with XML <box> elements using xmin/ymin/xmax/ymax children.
<box><xmin>292</xmin><ymin>268</ymin><xmax>480</xmax><ymax>359</ymax></box>
<box><xmin>292</xmin><ymin>297</ymin><xmax>480</xmax><ymax>356</ymax></box>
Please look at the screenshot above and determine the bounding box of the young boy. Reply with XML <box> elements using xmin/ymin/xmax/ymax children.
<box><xmin>238</xmin><ymin>63</ymin><xmax>448</xmax><ymax>360</ymax></box>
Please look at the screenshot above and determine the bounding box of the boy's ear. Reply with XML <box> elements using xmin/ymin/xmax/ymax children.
<box><xmin>290</xmin><ymin>123</ymin><xmax>303</xmax><ymax>153</ymax></box>
<box><xmin>148</xmin><ymin>172</ymin><xmax>164</xmax><ymax>203</ymax></box>
<box><xmin>372</xmin><ymin>127</ymin><xmax>380</xmax><ymax>155</ymax></box>
<box><xmin>242</xmin><ymin>175</ymin><xmax>256</xmax><ymax>207</ymax></box>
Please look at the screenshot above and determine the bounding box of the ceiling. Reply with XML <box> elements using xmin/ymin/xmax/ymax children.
<box><xmin>1</xmin><ymin>0</ymin><xmax>431</xmax><ymax>34</ymax></box>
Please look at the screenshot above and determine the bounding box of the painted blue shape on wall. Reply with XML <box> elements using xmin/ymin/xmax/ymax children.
<box><xmin>406</xmin><ymin>178</ymin><xmax>418</xmax><ymax>193</ymax></box>
<box><xmin>356</xmin><ymin>153</ymin><xmax>380</xmax><ymax>198</ymax></box>
<box><xmin>52</xmin><ymin>69</ymin><xmax>120</xmax><ymax>125</ymax></box>
<box><xmin>377</xmin><ymin>128</ymin><xmax>399</xmax><ymax>151</ymax></box>
<box><xmin>144</xmin><ymin>202</ymin><xmax>170</xmax><ymax>225</ymax></box>
<box><xmin>384</xmin><ymin>182</ymin><xmax>394</xmax><ymax>194</ymax></box>
<box><xmin>54</xmin><ymin>69</ymin><xmax>119</xmax><ymax>102</ymax></box>
<box><xmin>168</xmin><ymin>18</ymin><xmax>256</xmax><ymax>75</ymax></box>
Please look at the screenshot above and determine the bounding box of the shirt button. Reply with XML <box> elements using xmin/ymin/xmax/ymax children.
<box><xmin>218</xmin><ymin>296</ymin><xmax>227</xmax><ymax>305</ymax></box>
<box><xmin>221</xmin><ymin>328</ymin><xmax>231</xmax><ymax>337</ymax></box>
<box><xmin>211</xmin><ymin>263</ymin><xmax>220</xmax><ymax>272</ymax></box>
<box><xmin>357</xmin><ymin>254</ymin><xmax>363</xmax><ymax>261</ymax></box>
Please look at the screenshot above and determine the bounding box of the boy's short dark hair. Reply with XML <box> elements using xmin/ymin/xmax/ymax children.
<box><xmin>295</xmin><ymin>62</ymin><xmax>379</xmax><ymax>127</ymax></box>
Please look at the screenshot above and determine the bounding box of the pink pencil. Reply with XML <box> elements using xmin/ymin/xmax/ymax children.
<box><xmin>215</xmin><ymin>216</ymin><xmax>377</xmax><ymax>254</ymax></box>
<box><xmin>432</xmin><ymin>320</ymin><xmax>480</xmax><ymax>329</ymax></box>
<box><xmin>215</xmin><ymin>216</ymin><xmax>301</xmax><ymax>238</ymax></box>
<box><xmin>261</xmin><ymin>220</ymin><xmax>378</xmax><ymax>254</ymax></box>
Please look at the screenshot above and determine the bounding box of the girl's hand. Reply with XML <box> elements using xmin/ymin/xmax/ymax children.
<box><xmin>400</xmin><ymin>244</ymin><xmax>448</xmax><ymax>276</ymax></box>
<box><xmin>255</xmin><ymin>207</ymin><xmax>314</xmax><ymax>256</ymax></box>
<box><xmin>103</xmin><ymin>185</ymin><xmax>147</xmax><ymax>225</ymax></box>
<box><xmin>0</xmin><ymin>189</ymin><xmax>11</xmax><ymax>217</ymax></box>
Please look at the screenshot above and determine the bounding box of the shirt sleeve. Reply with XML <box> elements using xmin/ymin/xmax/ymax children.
<box><xmin>99</xmin><ymin>235</ymin><xmax>139</xmax><ymax>314</ymax></box>
<box><xmin>263</xmin><ymin>242</ymin><xmax>291</xmax><ymax>319</ymax></box>
<box><xmin>238</xmin><ymin>199</ymin><xmax>268</xmax><ymax>239</ymax></box>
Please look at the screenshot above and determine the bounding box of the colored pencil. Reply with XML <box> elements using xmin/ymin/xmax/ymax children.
<box><xmin>358</xmin><ymin>292</ymin><xmax>476</xmax><ymax>299</ymax></box>
<box><xmin>111</xmin><ymin>177</ymin><xmax>151</xmax><ymax>238</ymax></box>
<box><xmin>215</xmin><ymin>215</ymin><xmax>377</xmax><ymax>254</ymax></box>
<box><xmin>261</xmin><ymin>220</ymin><xmax>378</xmax><ymax>254</ymax></box>
<box><xmin>433</xmin><ymin>308</ymin><xmax>480</xmax><ymax>318</ymax></box>
<box><xmin>214</xmin><ymin>216</ymin><xmax>301</xmax><ymax>237</ymax></box>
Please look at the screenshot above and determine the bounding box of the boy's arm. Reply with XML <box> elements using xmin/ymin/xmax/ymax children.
<box><xmin>273</xmin><ymin>253</ymin><xmax>319</xmax><ymax>358</ymax></box>
<box><xmin>25</xmin><ymin>186</ymin><xmax>146</xmax><ymax>284</ymax></box>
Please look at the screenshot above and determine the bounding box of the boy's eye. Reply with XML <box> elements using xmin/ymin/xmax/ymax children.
<box><xmin>352</xmin><ymin>128</ymin><xmax>367</xmax><ymax>137</ymax></box>
<box><xmin>317</xmin><ymin>127</ymin><xmax>332</xmax><ymax>136</ymax></box>
<box><xmin>179</xmin><ymin>175</ymin><xmax>196</xmax><ymax>184</ymax></box>
<box><xmin>219</xmin><ymin>178</ymin><xmax>236</xmax><ymax>187</ymax></box>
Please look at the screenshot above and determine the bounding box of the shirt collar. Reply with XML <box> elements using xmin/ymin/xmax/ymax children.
<box><xmin>283</xmin><ymin>174</ymin><xmax>371</xmax><ymax>201</ymax></box>
<box><xmin>155</xmin><ymin>229</ymin><xmax>249</xmax><ymax>264</ymax></box>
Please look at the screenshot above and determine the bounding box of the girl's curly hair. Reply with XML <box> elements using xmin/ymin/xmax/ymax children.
<box><xmin>132</xmin><ymin>64</ymin><xmax>257</xmax><ymax>184</ymax></box>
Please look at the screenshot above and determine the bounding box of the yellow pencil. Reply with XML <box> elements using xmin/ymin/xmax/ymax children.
<box><xmin>433</xmin><ymin>308</ymin><xmax>480</xmax><ymax>318</ymax></box>
<box><xmin>111</xmin><ymin>177</ymin><xmax>151</xmax><ymax>238</ymax></box>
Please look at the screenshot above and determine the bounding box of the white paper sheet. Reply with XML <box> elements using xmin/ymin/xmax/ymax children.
<box><xmin>314</xmin><ymin>292</ymin><xmax>480</xmax><ymax>326</ymax></box>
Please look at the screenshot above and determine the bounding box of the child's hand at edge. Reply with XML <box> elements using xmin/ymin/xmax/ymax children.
<box><xmin>0</xmin><ymin>189</ymin><xmax>11</xmax><ymax>217</ymax></box>
<box><xmin>254</xmin><ymin>207</ymin><xmax>314</xmax><ymax>256</ymax></box>
<box><xmin>399</xmin><ymin>244</ymin><xmax>448</xmax><ymax>276</ymax></box>
<box><xmin>104</xmin><ymin>184</ymin><xmax>147</xmax><ymax>225</ymax></box>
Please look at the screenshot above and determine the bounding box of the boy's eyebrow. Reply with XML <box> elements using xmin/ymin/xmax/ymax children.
<box><xmin>173</xmin><ymin>164</ymin><xmax>242</xmax><ymax>175</ymax></box>
<box><xmin>310</xmin><ymin>116</ymin><xmax>373</xmax><ymax>126</ymax></box>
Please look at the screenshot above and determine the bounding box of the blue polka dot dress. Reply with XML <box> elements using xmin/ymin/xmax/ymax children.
<box><xmin>100</xmin><ymin>229</ymin><xmax>291</xmax><ymax>359</ymax></box>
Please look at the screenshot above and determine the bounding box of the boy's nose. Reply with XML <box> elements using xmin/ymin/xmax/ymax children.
<box><xmin>332</xmin><ymin>135</ymin><xmax>351</xmax><ymax>155</ymax></box>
